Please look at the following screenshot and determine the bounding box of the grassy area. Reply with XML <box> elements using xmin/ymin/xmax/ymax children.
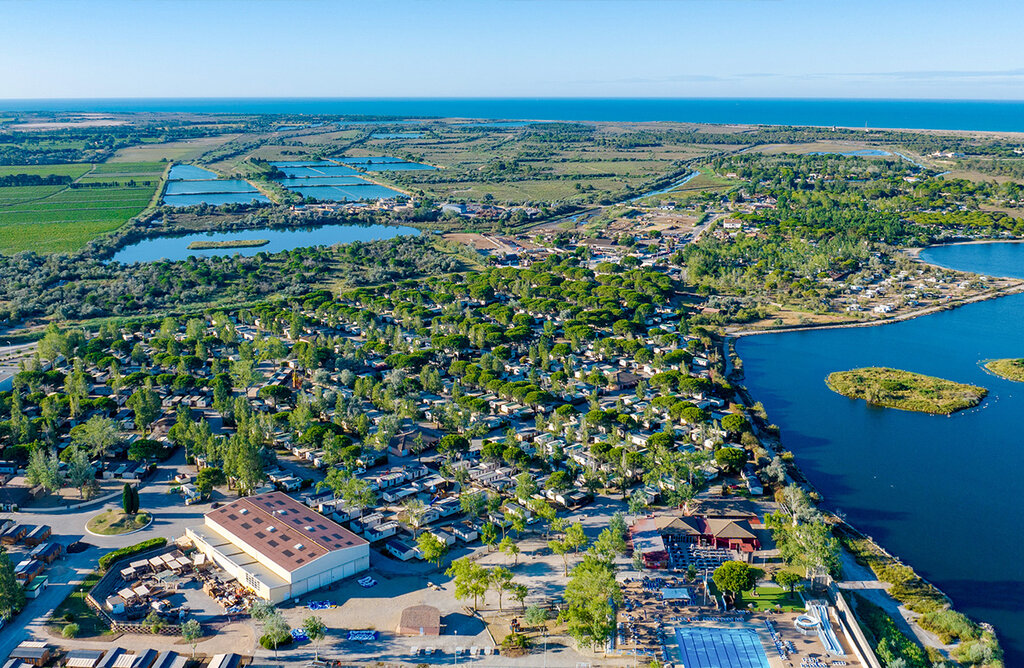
<box><xmin>734</xmin><ymin>585</ymin><xmax>804</xmax><ymax>612</ymax></box>
<box><xmin>187</xmin><ymin>239</ymin><xmax>269</xmax><ymax>250</ymax></box>
<box><xmin>984</xmin><ymin>358</ymin><xmax>1024</xmax><ymax>382</ymax></box>
<box><xmin>109</xmin><ymin>134</ymin><xmax>240</xmax><ymax>162</ymax></box>
<box><xmin>0</xmin><ymin>164</ymin><xmax>92</xmax><ymax>178</ymax></box>
<box><xmin>86</xmin><ymin>509</ymin><xmax>151</xmax><ymax>535</ymax></box>
<box><xmin>49</xmin><ymin>571</ymin><xmax>111</xmax><ymax>638</ymax></box>
<box><xmin>825</xmin><ymin>367</ymin><xmax>987</xmax><ymax>414</ymax></box>
<box><xmin>0</xmin><ymin>161</ymin><xmax>164</xmax><ymax>253</ymax></box>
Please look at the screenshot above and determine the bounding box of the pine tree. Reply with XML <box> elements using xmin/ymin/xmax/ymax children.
<box><xmin>122</xmin><ymin>483</ymin><xmax>133</xmax><ymax>514</ymax></box>
<box><xmin>0</xmin><ymin>547</ymin><xmax>26</xmax><ymax>616</ymax></box>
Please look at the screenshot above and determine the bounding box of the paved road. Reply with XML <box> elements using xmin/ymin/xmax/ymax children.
<box><xmin>0</xmin><ymin>448</ymin><xmax>205</xmax><ymax>659</ymax></box>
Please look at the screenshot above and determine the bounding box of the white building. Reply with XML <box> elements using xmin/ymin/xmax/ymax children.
<box><xmin>186</xmin><ymin>491</ymin><xmax>369</xmax><ymax>603</ymax></box>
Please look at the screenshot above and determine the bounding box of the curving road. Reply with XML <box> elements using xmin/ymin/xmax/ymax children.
<box><xmin>0</xmin><ymin>448</ymin><xmax>206</xmax><ymax>659</ymax></box>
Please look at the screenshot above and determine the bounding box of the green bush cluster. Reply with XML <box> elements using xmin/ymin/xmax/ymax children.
<box><xmin>850</xmin><ymin>593</ymin><xmax>929</xmax><ymax>668</ymax></box>
<box><xmin>919</xmin><ymin>609</ymin><xmax>980</xmax><ymax>644</ymax></box>
<box><xmin>98</xmin><ymin>537</ymin><xmax>167</xmax><ymax>571</ymax></box>
<box><xmin>259</xmin><ymin>632</ymin><xmax>293</xmax><ymax>650</ymax></box>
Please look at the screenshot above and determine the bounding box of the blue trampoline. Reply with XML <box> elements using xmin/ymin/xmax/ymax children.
<box><xmin>674</xmin><ymin>627</ymin><xmax>770</xmax><ymax>668</ymax></box>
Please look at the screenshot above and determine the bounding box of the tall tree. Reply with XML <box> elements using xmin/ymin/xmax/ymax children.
<box><xmin>127</xmin><ymin>383</ymin><xmax>161</xmax><ymax>432</ymax></box>
<box><xmin>71</xmin><ymin>415</ymin><xmax>120</xmax><ymax>460</ymax></box>
<box><xmin>417</xmin><ymin>532</ymin><xmax>449</xmax><ymax>568</ymax></box>
<box><xmin>560</xmin><ymin>556</ymin><xmax>622</xmax><ymax>650</ymax></box>
<box><xmin>64</xmin><ymin>358</ymin><xmax>90</xmax><ymax>419</ymax></box>
<box><xmin>0</xmin><ymin>547</ymin><xmax>26</xmax><ymax>617</ymax></box>
<box><xmin>65</xmin><ymin>447</ymin><xmax>96</xmax><ymax>499</ymax></box>
<box><xmin>302</xmin><ymin>616</ymin><xmax>327</xmax><ymax>662</ymax></box>
<box><xmin>181</xmin><ymin>619</ymin><xmax>202</xmax><ymax>658</ymax></box>
<box><xmin>446</xmin><ymin>558</ymin><xmax>490</xmax><ymax>610</ymax></box>
<box><xmin>25</xmin><ymin>447</ymin><xmax>61</xmax><ymax>494</ymax></box>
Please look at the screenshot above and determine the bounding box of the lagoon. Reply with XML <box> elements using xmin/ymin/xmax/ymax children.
<box><xmin>279</xmin><ymin>165</ymin><xmax>360</xmax><ymax>178</ymax></box>
<box><xmin>289</xmin><ymin>183</ymin><xmax>404</xmax><ymax>201</ymax></box>
<box><xmin>164</xmin><ymin>180</ymin><xmax>261</xmax><ymax>195</ymax></box>
<box><xmin>110</xmin><ymin>223</ymin><xmax>419</xmax><ymax>264</ymax></box>
<box><xmin>736</xmin><ymin>242</ymin><xmax>1024</xmax><ymax>664</ymax></box>
<box><xmin>167</xmin><ymin>164</ymin><xmax>219</xmax><ymax>181</ymax></box>
<box><xmin>162</xmin><ymin>192</ymin><xmax>270</xmax><ymax>207</ymax></box>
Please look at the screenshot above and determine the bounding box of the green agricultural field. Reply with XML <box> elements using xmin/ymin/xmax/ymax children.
<box><xmin>0</xmin><ymin>161</ymin><xmax>165</xmax><ymax>254</ymax></box>
<box><xmin>0</xmin><ymin>164</ymin><xmax>92</xmax><ymax>178</ymax></box>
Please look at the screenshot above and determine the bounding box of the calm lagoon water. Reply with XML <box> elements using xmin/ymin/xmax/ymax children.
<box><xmin>337</xmin><ymin>156</ymin><xmax>406</xmax><ymax>164</ymax></box>
<box><xmin>737</xmin><ymin>242</ymin><xmax>1024</xmax><ymax>663</ymax></box>
<box><xmin>336</xmin><ymin>156</ymin><xmax>436</xmax><ymax>172</ymax></box>
<box><xmin>162</xmin><ymin>192</ymin><xmax>270</xmax><ymax>207</ymax></box>
<box><xmin>110</xmin><ymin>223</ymin><xmax>419</xmax><ymax>264</ymax></box>
<box><xmin>809</xmin><ymin>149</ymin><xmax>891</xmax><ymax>157</ymax></box>
<box><xmin>289</xmin><ymin>183</ymin><xmax>403</xmax><ymax>201</ymax></box>
<box><xmin>276</xmin><ymin>177</ymin><xmax>368</xmax><ymax>187</ymax></box>
<box><xmin>279</xmin><ymin>165</ymin><xmax>360</xmax><ymax>178</ymax></box>
<box><xmin>164</xmin><ymin>180</ymin><xmax>261</xmax><ymax>195</ymax></box>
<box><xmin>167</xmin><ymin>164</ymin><xmax>219</xmax><ymax>181</ymax></box>
<box><xmin>271</xmin><ymin>160</ymin><xmax>406</xmax><ymax>200</ymax></box>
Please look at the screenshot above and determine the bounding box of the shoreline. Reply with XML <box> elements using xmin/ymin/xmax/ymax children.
<box><xmin>727</xmin><ymin>280</ymin><xmax>1024</xmax><ymax>338</ymax></box>
<box><xmin>729</xmin><ymin>238</ymin><xmax>1024</xmax><ymax>338</ymax></box>
<box><xmin>725</xmin><ymin>341</ymin><xmax>1000</xmax><ymax>662</ymax></box>
<box><xmin>723</xmin><ymin>241</ymin><xmax>1023</xmax><ymax>662</ymax></box>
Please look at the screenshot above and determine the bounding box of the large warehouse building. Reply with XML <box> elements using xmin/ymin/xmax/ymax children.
<box><xmin>186</xmin><ymin>491</ymin><xmax>370</xmax><ymax>603</ymax></box>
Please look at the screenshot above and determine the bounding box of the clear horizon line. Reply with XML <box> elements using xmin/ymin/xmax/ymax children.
<box><xmin>3</xmin><ymin>95</ymin><xmax>1024</xmax><ymax>103</ymax></box>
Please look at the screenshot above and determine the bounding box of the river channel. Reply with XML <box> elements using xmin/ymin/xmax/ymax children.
<box><xmin>736</xmin><ymin>242</ymin><xmax>1024</xmax><ymax>663</ymax></box>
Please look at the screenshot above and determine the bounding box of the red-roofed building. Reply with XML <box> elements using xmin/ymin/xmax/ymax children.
<box><xmin>187</xmin><ymin>491</ymin><xmax>369</xmax><ymax>602</ymax></box>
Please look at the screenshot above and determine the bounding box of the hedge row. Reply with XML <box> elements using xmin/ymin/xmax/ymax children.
<box><xmin>99</xmin><ymin>537</ymin><xmax>167</xmax><ymax>572</ymax></box>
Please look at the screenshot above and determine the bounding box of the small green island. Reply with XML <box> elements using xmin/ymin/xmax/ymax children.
<box><xmin>186</xmin><ymin>238</ymin><xmax>269</xmax><ymax>250</ymax></box>
<box><xmin>826</xmin><ymin>367</ymin><xmax>987</xmax><ymax>415</ymax></box>
<box><xmin>984</xmin><ymin>358</ymin><xmax>1024</xmax><ymax>382</ymax></box>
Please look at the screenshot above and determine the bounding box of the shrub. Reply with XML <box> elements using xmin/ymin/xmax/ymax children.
<box><xmin>63</xmin><ymin>623</ymin><xmax>80</xmax><ymax>638</ymax></box>
<box><xmin>501</xmin><ymin>632</ymin><xmax>531</xmax><ymax>651</ymax></box>
<box><xmin>259</xmin><ymin>632</ymin><xmax>293</xmax><ymax>650</ymax></box>
<box><xmin>951</xmin><ymin>634</ymin><xmax>1003</xmax><ymax>666</ymax></box>
<box><xmin>99</xmin><ymin>537</ymin><xmax>167</xmax><ymax>571</ymax></box>
<box><xmin>919</xmin><ymin>609</ymin><xmax>980</xmax><ymax>644</ymax></box>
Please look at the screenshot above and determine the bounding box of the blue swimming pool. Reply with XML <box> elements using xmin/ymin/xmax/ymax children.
<box><xmin>673</xmin><ymin>627</ymin><xmax>770</xmax><ymax>668</ymax></box>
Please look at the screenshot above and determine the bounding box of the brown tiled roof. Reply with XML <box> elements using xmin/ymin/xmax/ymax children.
<box><xmin>206</xmin><ymin>491</ymin><xmax>366</xmax><ymax>573</ymax></box>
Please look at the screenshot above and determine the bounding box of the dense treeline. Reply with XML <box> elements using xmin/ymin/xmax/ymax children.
<box><xmin>0</xmin><ymin>236</ymin><xmax>462</xmax><ymax>325</ymax></box>
<box><xmin>0</xmin><ymin>173</ymin><xmax>73</xmax><ymax>187</ymax></box>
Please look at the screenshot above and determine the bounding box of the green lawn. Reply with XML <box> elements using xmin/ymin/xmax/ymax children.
<box><xmin>86</xmin><ymin>509</ymin><xmax>151</xmax><ymax>535</ymax></box>
<box><xmin>49</xmin><ymin>571</ymin><xmax>111</xmax><ymax>638</ymax></box>
<box><xmin>0</xmin><ymin>161</ymin><xmax>165</xmax><ymax>254</ymax></box>
<box><xmin>735</xmin><ymin>585</ymin><xmax>804</xmax><ymax>612</ymax></box>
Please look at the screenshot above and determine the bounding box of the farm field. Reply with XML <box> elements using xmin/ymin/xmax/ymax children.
<box><xmin>0</xmin><ymin>161</ymin><xmax>165</xmax><ymax>253</ymax></box>
<box><xmin>108</xmin><ymin>134</ymin><xmax>241</xmax><ymax>162</ymax></box>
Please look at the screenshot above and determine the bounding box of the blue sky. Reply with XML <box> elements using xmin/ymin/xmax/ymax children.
<box><xmin>2</xmin><ymin>0</ymin><xmax>1023</xmax><ymax>100</ymax></box>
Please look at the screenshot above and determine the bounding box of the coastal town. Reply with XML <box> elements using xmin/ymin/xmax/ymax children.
<box><xmin>0</xmin><ymin>90</ymin><xmax>1022</xmax><ymax>668</ymax></box>
<box><xmin>0</xmin><ymin>223</ymin><xmax>1003</xmax><ymax>666</ymax></box>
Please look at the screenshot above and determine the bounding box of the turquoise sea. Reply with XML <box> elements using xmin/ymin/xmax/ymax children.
<box><xmin>6</xmin><ymin>98</ymin><xmax>1024</xmax><ymax>132</ymax></box>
